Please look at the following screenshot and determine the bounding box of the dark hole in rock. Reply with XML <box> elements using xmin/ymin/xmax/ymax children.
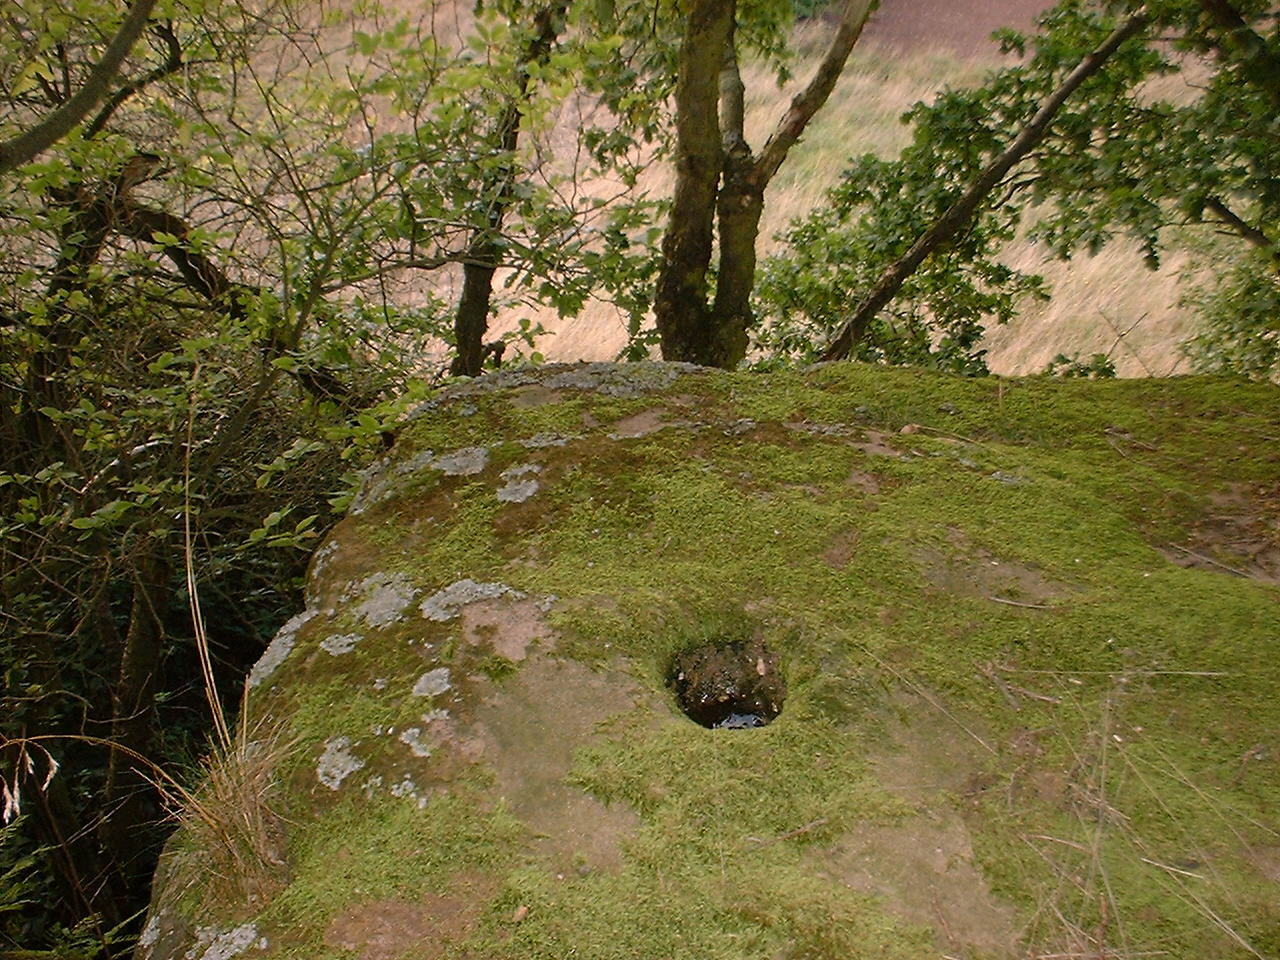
<box><xmin>668</xmin><ymin>639</ymin><xmax>785</xmax><ymax>729</ymax></box>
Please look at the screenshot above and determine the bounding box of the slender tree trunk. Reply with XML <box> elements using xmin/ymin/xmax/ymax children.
<box><xmin>99</xmin><ymin>542</ymin><xmax>170</xmax><ymax>884</ymax></box>
<box><xmin>449</xmin><ymin>2</ymin><xmax>567</xmax><ymax>376</ymax></box>
<box><xmin>452</xmin><ymin>247</ymin><xmax>499</xmax><ymax>377</ymax></box>
<box><xmin>710</xmin><ymin>149</ymin><xmax>764</xmax><ymax>367</ymax></box>
<box><xmin>655</xmin><ymin>0</ymin><xmax>874</xmax><ymax>368</ymax></box>
<box><xmin>821</xmin><ymin>12</ymin><xmax>1149</xmax><ymax>361</ymax></box>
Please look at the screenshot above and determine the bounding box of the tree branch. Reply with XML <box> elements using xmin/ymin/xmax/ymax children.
<box><xmin>1195</xmin><ymin>0</ymin><xmax>1280</xmax><ymax>111</ymax></box>
<box><xmin>84</xmin><ymin>21</ymin><xmax>182</xmax><ymax>140</ymax></box>
<box><xmin>821</xmin><ymin>11</ymin><xmax>1149</xmax><ymax>362</ymax></box>
<box><xmin>1204</xmin><ymin>195</ymin><xmax>1277</xmax><ymax>262</ymax></box>
<box><xmin>754</xmin><ymin>0</ymin><xmax>876</xmax><ymax>185</ymax></box>
<box><xmin>0</xmin><ymin>0</ymin><xmax>159</xmax><ymax>175</ymax></box>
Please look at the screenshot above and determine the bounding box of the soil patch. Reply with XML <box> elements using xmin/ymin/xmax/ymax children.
<box><xmin>916</xmin><ymin>528</ymin><xmax>1067</xmax><ymax>606</ymax></box>
<box><xmin>1160</xmin><ymin>483</ymin><xmax>1280</xmax><ymax>585</ymax></box>
<box><xmin>862</xmin><ymin>0</ymin><xmax>1053</xmax><ymax>57</ymax></box>
<box><xmin>324</xmin><ymin>872</ymin><xmax>496</xmax><ymax>960</ymax></box>
<box><xmin>473</xmin><ymin>657</ymin><xmax>645</xmax><ymax>872</ymax></box>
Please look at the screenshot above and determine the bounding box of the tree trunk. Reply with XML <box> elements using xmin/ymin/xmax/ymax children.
<box><xmin>653</xmin><ymin>0</ymin><xmax>735</xmax><ymax>364</ymax></box>
<box><xmin>451</xmin><ymin>246</ymin><xmax>499</xmax><ymax>377</ymax></box>
<box><xmin>709</xmin><ymin>147</ymin><xmax>764</xmax><ymax>367</ymax></box>
<box><xmin>449</xmin><ymin>2</ymin><xmax>567</xmax><ymax>377</ymax></box>
<box><xmin>655</xmin><ymin>0</ymin><xmax>874</xmax><ymax>368</ymax></box>
<box><xmin>821</xmin><ymin>12</ymin><xmax>1149</xmax><ymax>362</ymax></box>
<box><xmin>99</xmin><ymin>542</ymin><xmax>169</xmax><ymax>885</ymax></box>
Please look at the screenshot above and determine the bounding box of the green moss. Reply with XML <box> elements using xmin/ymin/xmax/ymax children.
<box><xmin>184</xmin><ymin>364</ymin><xmax>1278</xmax><ymax>960</ymax></box>
<box><xmin>261</xmin><ymin>788</ymin><xmax>524</xmax><ymax>957</ymax></box>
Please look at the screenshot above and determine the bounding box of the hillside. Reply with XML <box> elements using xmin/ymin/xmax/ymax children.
<box><xmin>141</xmin><ymin>362</ymin><xmax>1279</xmax><ymax>960</ymax></box>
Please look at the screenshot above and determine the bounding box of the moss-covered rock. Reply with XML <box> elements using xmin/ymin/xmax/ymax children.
<box><xmin>141</xmin><ymin>362</ymin><xmax>1280</xmax><ymax>960</ymax></box>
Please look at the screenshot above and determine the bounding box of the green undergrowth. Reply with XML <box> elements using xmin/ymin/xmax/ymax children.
<box><xmin>163</xmin><ymin>363</ymin><xmax>1278</xmax><ymax>960</ymax></box>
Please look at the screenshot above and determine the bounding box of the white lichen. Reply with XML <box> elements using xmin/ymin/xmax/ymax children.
<box><xmin>419</xmin><ymin>579</ymin><xmax>524</xmax><ymax>621</ymax></box>
<box><xmin>187</xmin><ymin>923</ymin><xmax>260</xmax><ymax>960</ymax></box>
<box><xmin>247</xmin><ymin>608</ymin><xmax>317</xmax><ymax>689</ymax></box>
<box><xmin>139</xmin><ymin>914</ymin><xmax>162</xmax><ymax>949</ymax></box>
<box><xmin>413</xmin><ymin>668</ymin><xmax>452</xmax><ymax>698</ymax></box>
<box><xmin>497</xmin><ymin>475</ymin><xmax>540</xmax><ymax>503</ymax></box>
<box><xmin>352</xmin><ymin>573</ymin><xmax>418</xmax><ymax>628</ymax></box>
<box><xmin>316</xmin><ymin>736</ymin><xmax>365</xmax><ymax>790</ymax></box>
<box><xmin>519</xmin><ymin>432</ymin><xmax>573</xmax><ymax>448</ymax></box>
<box><xmin>430</xmin><ymin>446</ymin><xmax>490</xmax><ymax>476</ymax></box>
<box><xmin>320</xmin><ymin>633</ymin><xmax>361</xmax><ymax>656</ymax></box>
<box><xmin>398</xmin><ymin>727</ymin><xmax>433</xmax><ymax>758</ymax></box>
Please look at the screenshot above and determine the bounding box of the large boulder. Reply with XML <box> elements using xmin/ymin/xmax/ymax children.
<box><xmin>141</xmin><ymin>362</ymin><xmax>1280</xmax><ymax>960</ymax></box>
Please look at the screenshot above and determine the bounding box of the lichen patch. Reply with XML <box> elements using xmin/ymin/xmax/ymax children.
<box><xmin>316</xmin><ymin>736</ymin><xmax>365</xmax><ymax>790</ymax></box>
<box><xmin>420</xmin><ymin>579</ymin><xmax>524</xmax><ymax>621</ymax></box>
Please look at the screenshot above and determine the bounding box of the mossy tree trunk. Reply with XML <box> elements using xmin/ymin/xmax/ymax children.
<box><xmin>654</xmin><ymin>0</ymin><xmax>875</xmax><ymax>369</ymax></box>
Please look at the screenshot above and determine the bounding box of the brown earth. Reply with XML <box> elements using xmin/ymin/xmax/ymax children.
<box><xmin>861</xmin><ymin>0</ymin><xmax>1055</xmax><ymax>57</ymax></box>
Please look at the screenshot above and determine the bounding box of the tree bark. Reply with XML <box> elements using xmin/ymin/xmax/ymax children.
<box><xmin>99</xmin><ymin>541</ymin><xmax>170</xmax><ymax>892</ymax></box>
<box><xmin>653</xmin><ymin>0</ymin><xmax>735</xmax><ymax>363</ymax></box>
<box><xmin>0</xmin><ymin>0</ymin><xmax>159</xmax><ymax>174</ymax></box>
<box><xmin>820</xmin><ymin>12</ymin><xmax>1149</xmax><ymax>362</ymax></box>
<box><xmin>449</xmin><ymin>1</ymin><xmax>567</xmax><ymax>377</ymax></box>
<box><xmin>656</xmin><ymin>0</ymin><xmax>874</xmax><ymax>367</ymax></box>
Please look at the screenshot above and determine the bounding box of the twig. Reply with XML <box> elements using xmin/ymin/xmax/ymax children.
<box><xmin>1140</xmin><ymin>857</ymin><xmax>1203</xmax><ymax>880</ymax></box>
<box><xmin>989</xmin><ymin>595</ymin><xmax>1058</xmax><ymax>610</ymax></box>
<box><xmin>1007</xmin><ymin>684</ymin><xmax>1062</xmax><ymax>705</ymax></box>
<box><xmin>1164</xmin><ymin>543</ymin><xmax>1251</xmax><ymax>578</ymax></box>
<box><xmin>1103</xmin><ymin>426</ymin><xmax>1157</xmax><ymax>450</ymax></box>
<box><xmin>748</xmin><ymin>817</ymin><xmax>828</xmax><ymax>847</ymax></box>
<box><xmin>980</xmin><ymin>661</ymin><xmax>1020</xmax><ymax>710</ymax></box>
<box><xmin>860</xmin><ymin>647</ymin><xmax>997</xmax><ymax>755</ymax></box>
<box><xmin>1105</xmin><ymin>435</ymin><xmax>1132</xmax><ymax>459</ymax></box>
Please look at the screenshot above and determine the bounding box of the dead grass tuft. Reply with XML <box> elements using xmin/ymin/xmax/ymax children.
<box><xmin>167</xmin><ymin>715</ymin><xmax>294</xmax><ymax>909</ymax></box>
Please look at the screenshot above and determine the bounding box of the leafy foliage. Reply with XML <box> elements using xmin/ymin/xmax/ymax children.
<box><xmin>0</xmin><ymin>0</ymin><xmax>673</xmax><ymax>951</ymax></box>
<box><xmin>757</xmin><ymin>0</ymin><xmax>1280</xmax><ymax>376</ymax></box>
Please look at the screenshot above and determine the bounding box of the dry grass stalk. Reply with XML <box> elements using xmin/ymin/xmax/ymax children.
<box><xmin>167</xmin><ymin>711</ymin><xmax>294</xmax><ymax>908</ymax></box>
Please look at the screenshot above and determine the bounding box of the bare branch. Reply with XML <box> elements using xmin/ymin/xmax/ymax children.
<box><xmin>0</xmin><ymin>0</ymin><xmax>159</xmax><ymax>174</ymax></box>
<box><xmin>754</xmin><ymin>0</ymin><xmax>875</xmax><ymax>186</ymax></box>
